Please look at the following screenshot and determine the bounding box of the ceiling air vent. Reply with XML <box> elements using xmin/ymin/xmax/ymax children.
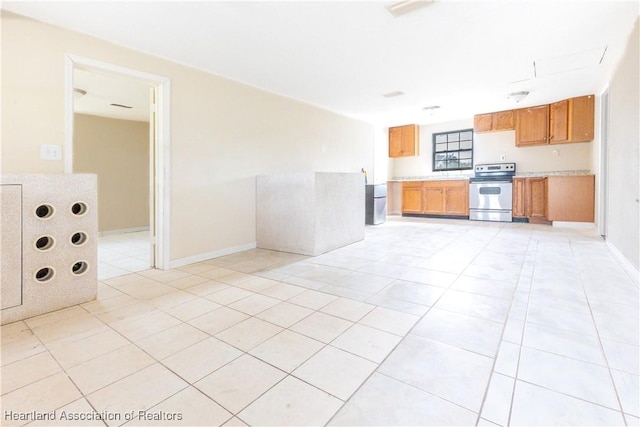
<box><xmin>383</xmin><ymin>91</ymin><xmax>405</xmax><ymax>98</ymax></box>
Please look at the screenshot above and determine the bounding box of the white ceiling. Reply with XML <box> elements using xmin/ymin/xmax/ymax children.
<box><xmin>74</xmin><ymin>69</ymin><xmax>151</xmax><ymax>122</ymax></box>
<box><xmin>3</xmin><ymin>1</ymin><xmax>638</xmax><ymax>126</ymax></box>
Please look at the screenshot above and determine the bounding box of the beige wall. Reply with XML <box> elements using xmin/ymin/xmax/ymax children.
<box><xmin>390</xmin><ymin>118</ymin><xmax>593</xmax><ymax>179</ymax></box>
<box><xmin>73</xmin><ymin>114</ymin><xmax>149</xmax><ymax>233</ymax></box>
<box><xmin>1</xmin><ymin>12</ymin><xmax>375</xmax><ymax>263</ymax></box>
<box><xmin>606</xmin><ymin>17</ymin><xmax>639</xmax><ymax>270</ymax></box>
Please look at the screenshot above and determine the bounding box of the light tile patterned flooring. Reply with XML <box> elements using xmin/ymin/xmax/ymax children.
<box><xmin>2</xmin><ymin>217</ymin><xmax>639</xmax><ymax>426</ymax></box>
<box><xmin>98</xmin><ymin>231</ymin><xmax>151</xmax><ymax>281</ymax></box>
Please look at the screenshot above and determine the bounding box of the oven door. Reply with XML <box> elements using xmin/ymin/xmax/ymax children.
<box><xmin>469</xmin><ymin>180</ymin><xmax>513</xmax><ymax>221</ymax></box>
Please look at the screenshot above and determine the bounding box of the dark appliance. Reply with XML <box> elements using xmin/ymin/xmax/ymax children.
<box><xmin>365</xmin><ymin>184</ymin><xmax>387</xmax><ymax>225</ymax></box>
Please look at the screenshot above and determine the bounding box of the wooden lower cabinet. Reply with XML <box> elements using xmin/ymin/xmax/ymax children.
<box><xmin>512</xmin><ymin>177</ymin><xmax>548</xmax><ymax>222</ymax></box>
<box><xmin>423</xmin><ymin>183</ymin><xmax>445</xmax><ymax>214</ymax></box>
<box><xmin>527</xmin><ymin>177</ymin><xmax>548</xmax><ymax>222</ymax></box>
<box><xmin>402</xmin><ymin>180</ymin><xmax>468</xmax><ymax>216</ymax></box>
<box><xmin>547</xmin><ymin>175</ymin><xmax>595</xmax><ymax>222</ymax></box>
<box><xmin>512</xmin><ymin>178</ymin><xmax>526</xmax><ymax>218</ymax></box>
<box><xmin>401</xmin><ymin>182</ymin><xmax>423</xmax><ymax>214</ymax></box>
<box><xmin>444</xmin><ymin>181</ymin><xmax>469</xmax><ymax>216</ymax></box>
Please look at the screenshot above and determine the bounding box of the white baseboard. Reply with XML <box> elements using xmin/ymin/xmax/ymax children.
<box><xmin>99</xmin><ymin>226</ymin><xmax>150</xmax><ymax>237</ymax></box>
<box><xmin>552</xmin><ymin>221</ymin><xmax>596</xmax><ymax>229</ymax></box>
<box><xmin>169</xmin><ymin>242</ymin><xmax>257</xmax><ymax>269</ymax></box>
<box><xmin>606</xmin><ymin>241</ymin><xmax>640</xmax><ymax>286</ymax></box>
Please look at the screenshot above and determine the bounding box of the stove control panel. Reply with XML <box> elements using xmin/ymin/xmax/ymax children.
<box><xmin>475</xmin><ymin>163</ymin><xmax>516</xmax><ymax>173</ymax></box>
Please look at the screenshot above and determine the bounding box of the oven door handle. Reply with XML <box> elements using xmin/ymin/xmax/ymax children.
<box><xmin>470</xmin><ymin>180</ymin><xmax>513</xmax><ymax>185</ymax></box>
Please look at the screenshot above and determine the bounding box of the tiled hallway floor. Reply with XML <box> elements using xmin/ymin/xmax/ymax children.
<box><xmin>2</xmin><ymin>217</ymin><xmax>639</xmax><ymax>426</ymax></box>
<box><xmin>98</xmin><ymin>230</ymin><xmax>151</xmax><ymax>281</ymax></box>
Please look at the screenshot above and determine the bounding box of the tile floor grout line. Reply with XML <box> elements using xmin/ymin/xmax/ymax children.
<box><xmin>569</xmin><ymin>239</ymin><xmax>630</xmax><ymax>424</ymax></box>
<box><xmin>6</xmin><ymin>218</ymin><xmax>637</xmax><ymax>426</ymax></box>
<box><xmin>473</xmin><ymin>223</ymin><xmax>532</xmax><ymax>427</ymax></box>
<box><xmin>324</xmin><ymin>250</ymin><xmax>469</xmax><ymax>426</ymax></box>
<box><xmin>505</xmin><ymin>235</ymin><xmax>538</xmax><ymax>427</ymax></box>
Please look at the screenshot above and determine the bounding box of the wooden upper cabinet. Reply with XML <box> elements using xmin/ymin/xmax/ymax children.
<box><xmin>476</xmin><ymin>94</ymin><xmax>593</xmax><ymax>147</ymax></box>
<box><xmin>389</xmin><ymin>124</ymin><xmax>419</xmax><ymax>157</ymax></box>
<box><xmin>493</xmin><ymin>110</ymin><xmax>515</xmax><ymax>131</ymax></box>
<box><xmin>568</xmin><ymin>95</ymin><xmax>595</xmax><ymax>143</ymax></box>
<box><xmin>550</xmin><ymin>95</ymin><xmax>594</xmax><ymax>144</ymax></box>
<box><xmin>474</xmin><ymin>113</ymin><xmax>493</xmax><ymax>132</ymax></box>
<box><xmin>516</xmin><ymin>105</ymin><xmax>549</xmax><ymax>147</ymax></box>
<box><xmin>389</xmin><ymin>126</ymin><xmax>403</xmax><ymax>157</ymax></box>
<box><xmin>549</xmin><ymin>100</ymin><xmax>570</xmax><ymax>143</ymax></box>
<box><xmin>401</xmin><ymin>125</ymin><xmax>418</xmax><ymax>155</ymax></box>
<box><xmin>474</xmin><ymin>110</ymin><xmax>514</xmax><ymax>133</ymax></box>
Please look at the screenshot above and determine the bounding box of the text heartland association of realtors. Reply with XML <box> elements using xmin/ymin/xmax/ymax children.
<box><xmin>3</xmin><ymin>410</ymin><xmax>183</xmax><ymax>422</ymax></box>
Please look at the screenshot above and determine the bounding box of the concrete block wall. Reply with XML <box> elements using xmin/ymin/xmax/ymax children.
<box><xmin>257</xmin><ymin>172</ymin><xmax>365</xmax><ymax>256</ymax></box>
<box><xmin>1</xmin><ymin>174</ymin><xmax>98</xmax><ymax>325</ymax></box>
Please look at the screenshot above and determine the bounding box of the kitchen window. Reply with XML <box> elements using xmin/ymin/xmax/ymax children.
<box><xmin>433</xmin><ymin>128</ymin><xmax>474</xmax><ymax>171</ymax></box>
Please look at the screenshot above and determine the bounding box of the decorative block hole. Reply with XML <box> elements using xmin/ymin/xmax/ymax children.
<box><xmin>34</xmin><ymin>235</ymin><xmax>55</xmax><ymax>251</ymax></box>
<box><xmin>34</xmin><ymin>267</ymin><xmax>55</xmax><ymax>283</ymax></box>
<box><xmin>70</xmin><ymin>202</ymin><xmax>88</xmax><ymax>216</ymax></box>
<box><xmin>70</xmin><ymin>231</ymin><xmax>88</xmax><ymax>246</ymax></box>
<box><xmin>71</xmin><ymin>261</ymin><xmax>89</xmax><ymax>276</ymax></box>
<box><xmin>35</xmin><ymin>204</ymin><xmax>55</xmax><ymax>219</ymax></box>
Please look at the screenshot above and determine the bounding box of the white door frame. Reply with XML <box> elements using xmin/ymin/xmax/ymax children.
<box><xmin>64</xmin><ymin>54</ymin><xmax>171</xmax><ymax>270</ymax></box>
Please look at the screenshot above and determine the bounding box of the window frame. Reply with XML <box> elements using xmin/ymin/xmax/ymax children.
<box><xmin>432</xmin><ymin>128</ymin><xmax>474</xmax><ymax>172</ymax></box>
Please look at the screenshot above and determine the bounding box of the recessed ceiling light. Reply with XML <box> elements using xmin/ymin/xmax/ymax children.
<box><xmin>382</xmin><ymin>91</ymin><xmax>405</xmax><ymax>98</ymax></box>
<box><xmin>387</xmin><ymin>0</ymin><xmax>434</xmax><ymax>17</ymax></box>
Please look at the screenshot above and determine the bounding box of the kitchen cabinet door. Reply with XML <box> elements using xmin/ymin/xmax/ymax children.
<box><xmin>550</xmin><ymin>95</ymin><xmax>595</xmax><ymax>144</ymax></box>
<box><xmin>569</xmin><ymin>95</ymin><xmax>595</xmax><ymax>143</ymax></box>
<box><xmin>474</xmin><ymin>114</ymin><xmax>493</xmax><ymax>132</ymax></box>
<box><xmin>389</xmin><ymin>126</ymin><xmax>403</xmax><ymax>157</ymax></box>
<box><xmin>526</xmin><ymin>177</ymin><xmax>548</xmax><ymax>221</ymax></box>
<box><xmin>444</xmin><ymin>181</ymin><xmax>469</xmax><ymax>216</ymax></box>
<box><xmin>423</xmin><ymin>184</ymin><xmax>445</xmax><ymax>215</ymax></box>
<box><xmin>493</xmin><ymin>110</ymin><xmax>515</xmax><ymax>131</ymax></box>
<box><xmin>549</xmin><ymin>100</ymin><xmax>569</xmax><ymax>143</ymax></box>
<box><xmin>516</xmin><ymin>105</ymin><xmax>549</xmax><ymax>146</ymax></box>
<box><xmin>389</xmin><ymin>124</ymin><xmax>419</xmax><ymax>157</ymax></box>
<box><xmin>512</xmin><ymin>178</ymin><xmax>526</xmax><ymax>218</ymax></box>
<box><xmin>401</xmin><ymin>182</ymin><xmax>423</xmax><ymax>214</ymax></box>
<box><xmin>401</xmin><ymin>125</ymin><xmax>419</xmax><ymax>156</ymax></box>
<box><xmin>547</xmin><ymin>175</ymin><xmax>594</xmax><ymax>222</ymax></box>
<box><xmin>474</xmin><ymin>111</ymin><xmax>514</xmax><ymax>133</ymax></box>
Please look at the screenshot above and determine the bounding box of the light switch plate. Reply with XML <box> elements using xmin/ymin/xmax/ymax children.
<box><xmin>40</xmin><ymin>144</ymin><xmax>62</xmax><ymax>160</ymax></box>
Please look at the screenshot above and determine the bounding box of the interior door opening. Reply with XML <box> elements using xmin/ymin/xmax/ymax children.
<box><xmin>64</xmin><ymin>55</ymin><xmax>171</xmax><ymax>276</ymax></box>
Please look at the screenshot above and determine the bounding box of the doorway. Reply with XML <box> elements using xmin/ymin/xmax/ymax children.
<box><xmin>64</xmin><ymin>55</ymin><xmax>171</xmax><ymax>276</ymax></box>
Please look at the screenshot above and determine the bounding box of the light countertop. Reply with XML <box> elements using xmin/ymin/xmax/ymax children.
<box><xmin>390</xmin><ymin>170</ymin><xmax>593</xmax><ymax>182</ymax></box>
